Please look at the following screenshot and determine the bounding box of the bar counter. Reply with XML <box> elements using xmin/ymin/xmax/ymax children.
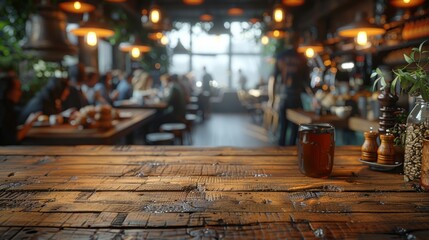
<box><xmin>0</xmin><ymin>145</ymin><xmax>428</xmax><ymax>239</ymax></box>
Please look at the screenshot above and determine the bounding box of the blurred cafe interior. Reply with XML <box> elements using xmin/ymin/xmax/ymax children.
<box><xmin>1</xmin><ymin>0</ymin><xmax>429</xmax><ymax>147</ymax></box>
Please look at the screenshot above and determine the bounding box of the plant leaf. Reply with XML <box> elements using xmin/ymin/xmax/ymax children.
<box><xmin>404</xmin><ymin>53</ymin><xmax>413</xmax><ymax>64</ymax></box>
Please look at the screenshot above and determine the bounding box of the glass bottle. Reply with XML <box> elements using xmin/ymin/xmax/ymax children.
<box><xmin>404</xmin><ymin>97</ymin><xmax>429</xmax><ymax>182</ymax></box>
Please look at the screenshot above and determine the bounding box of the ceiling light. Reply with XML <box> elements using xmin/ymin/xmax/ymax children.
<box><xmin>266</xmin><ymin>29</ymin><xmax>286</xmax><ymax>39</ymax></box>
<box><xmin>150</xmin><ymin>6</ymin><xmax>161</xmax><ymax>24</ymax></box>
<box><xmin>228</xmin><ymin>7</ymin><xmax>244</xmax><ymax>16</ymax></box>
<box><xmin>338</xmin><ymin>12</ymin><xmax>385</xmax><ymax>38</ymax></box>
<box><xmin>70</xmin><ymin>12</ymin><xmax>115</xmax><ymax>46</ymax></box>
<box><xmin>282</xmin><ymin>0</ymin><xmax>305</xmax><ymax>6</ymax></box>
<box><xmin>160</xmin><ymin>36</ymin><xmax>169</xmax><ymax>45</ymax></box>
<box><xmin>261</xmin><ymin>36</ymin><xmax>269</xmax><ymax>45</ymax></box>
<box><xmin>298</xmin><ymin>44</ymin><xmax>324</xmax><ymax>58</ymax></box>
<box><xmin>183</xmin><ymin>0</ymin><xmax>204</xmax><ymax>5</ymax></box>
<box><xmin>120</xmin><ymin>35</ymin><xmax>151</xmax><ymax>59</ymax></box>
<box><xmin>59</xmin><ymin>1</ymin><xmax>95</xmax><ymax>13</ymax></box>
<box><xmin>200</xmin><ymin>13</ymin><xmax>213</xmax><ymax>22</ymax></box>
<box><xmin>272</xmin><ymin>4</ymin><xmax>285</xmax><ymax>23</ymax></box>
<box><xmin>390</xmin><ymin>0</ymin><xmax>424</xmax><ymax>8</ymax></box>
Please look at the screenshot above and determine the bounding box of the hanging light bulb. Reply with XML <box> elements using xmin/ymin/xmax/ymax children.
<box><xmin>150</xmin><ymin>6</ymin><xmax>161</xmax><ymax>24</ymax></box>
<box><xmin>160</xmin><ymin>35</ymin><xmax>169</xmax><ymax>45</ymax></box>
<box><xmin>86</xmin><ymin>31</ymin><xmax>98</xmax><ymax>47</ymax></box>
<box><xmin>390</xmin><ymin>0</ymin><xmax>424</xmax><ymax>8</ymax></box>
<box><xmin>305</xmin><ymin>48</ymin><xmax>315</xmax><ymax>58</ymax></box>
<box><xmin>59</xmin><ymin>0</ymin><xmax>95</xmax><ymax>13</ymax></box>
<box><xmin>356</xmin><ymin>31</ymin><xmax>368</xmax><ymax>46</ymax></box>
<box><xmin>273</xmin><ymin>4</ymin><xmax>285</xmax><ymax>23</ymax></box>
<box><xmin>261</xmin><ymin>36</ymin><xmax>269</xmax><ymax>45</ymax></box>
<box><xmin>131</xmin><ymin>47</ymin><xmax>141</xmax><ymax>59</ymax></box>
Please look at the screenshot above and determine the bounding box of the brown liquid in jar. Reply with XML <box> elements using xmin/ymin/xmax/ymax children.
<box><xmin>298</xmin><ymin>129</ymin><xmax>335</xmax><ymax>178</ymax></box>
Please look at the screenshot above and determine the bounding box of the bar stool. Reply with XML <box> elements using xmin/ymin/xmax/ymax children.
<box><xmin>145</xmin><ymin>132</ymin><xmax>175</xmax><ymax>145</ymax></box>
<box><xmin>160</xmin><ymin>123</ymin><xmax>187</xmax><ymax>145</ymax></box>
<box><xmin>185</xmin><ymin>114</ymin><xmax>197</xmax><ymax>144</ymax></box>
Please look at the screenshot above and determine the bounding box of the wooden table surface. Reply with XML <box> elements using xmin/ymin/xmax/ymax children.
<box><xmin>113</xmin><ymin>99</ymin><xmax>168</xmax><ymax>110</ymax></box>
<box><xmin>22</xmin><ymin>109</ymin><xmax>156</xmax><ymax>145</ymax></box>
<box><xmin>0</xmin><ymin>145</ymin><xmax>428</xmax><ymax>239</ymax></box>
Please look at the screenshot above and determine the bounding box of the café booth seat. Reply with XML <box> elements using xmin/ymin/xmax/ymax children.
<box><xmin>160</xmin><ymin>123</ymin><xmax>187</xmax><ymax>145</ymax></box>
<box><xmin>145</xmin><ymin>132</ymin><xmax>175</xmax><ymax>145</ymax></box>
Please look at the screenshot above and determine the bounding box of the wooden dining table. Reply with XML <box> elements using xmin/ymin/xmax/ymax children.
<box><xmin>22</xmin><ymin>109</ymin><xmax>156</xmax><ymax>145</ymax></box>
<box><xmin>0</xmin><ymin>145</ymin><xmax>428</xmax><ymax>239</ymax></box>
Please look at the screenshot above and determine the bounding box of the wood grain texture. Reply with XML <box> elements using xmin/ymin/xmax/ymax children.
<box><xmin>0</xmin><ymin>146</ymin><xmax>428</xmax><ymax>239</ymax></box>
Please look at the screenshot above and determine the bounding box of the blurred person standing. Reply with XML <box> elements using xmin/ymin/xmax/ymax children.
<box><xmin>62</xmin><ymin>63</ymin><xmax>89</xmax><ymax>110</ymax></box>
<box><xmin>275</xmin><ymin>34</ymin><xmax>310</xmax><ymax>146</ymax></box>
<box><xmin>238</xmin><ymin>69</ymin><xmax>248</xmax><ymax>90</ymax></box>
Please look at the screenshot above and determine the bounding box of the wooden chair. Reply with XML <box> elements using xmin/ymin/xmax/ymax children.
<box><xmin>263</xmin><ymin>76</ymin><xmax>279</xmax><ymax>134</ymax></box>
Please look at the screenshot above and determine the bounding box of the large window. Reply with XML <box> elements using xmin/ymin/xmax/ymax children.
<box><xmin>169</xmin><ymin>21</ymin><xmax>271</xmax><ymax>89</ymax></box>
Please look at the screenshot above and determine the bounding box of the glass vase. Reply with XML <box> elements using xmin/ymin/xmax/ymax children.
<box><xmin>404</xmin><ymin>97</ymin><xmax>429</xmax><ymax>182</ymax></box>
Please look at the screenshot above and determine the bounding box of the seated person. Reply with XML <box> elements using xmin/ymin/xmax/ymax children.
<box><xmin>94</xmin><ymin>72</ymin><xmax>118</xmax><ymax>105</ymax></box>
<box><xmin>116</xmin><ymin>72</ymin><xmax>133</xmax><ymax>100</ymax></box>
<box><xmin>0</xmin><ymin>71</ymin><xmax>41</xmax><ymax>145</ymax></box>
<box><xmin>162</xmin><ymin>74</ymin><xmax>186</xmax><ymax>123</ymax></box>
<box><xmin>19</xmin><ymin>77</ymin><xmax>70</xmax><ymax>125</ymax></box>
<box><xmin>62</xmin><ymin>63</ymin><xmax>89</xmax><ymax>110</ymax></box>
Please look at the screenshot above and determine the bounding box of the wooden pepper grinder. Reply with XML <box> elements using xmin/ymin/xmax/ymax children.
<box><xmin>377</xmin><ymin>130</ymin><xmax>395</xmax><ymax>165</ymax></box>
<box><xmin>361</xmin><ymin>127</ymin><xmax>378</xmax><ymax>162</ymax></box>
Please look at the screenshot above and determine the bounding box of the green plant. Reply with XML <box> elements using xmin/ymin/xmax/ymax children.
<box><xmin>372</xmin><ymin>40</ymin><xmax>429</xmax><ymax>101</ymax></box>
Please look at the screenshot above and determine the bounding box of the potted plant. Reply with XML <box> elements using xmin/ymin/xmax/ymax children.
<box><xmin>373</xmin><ymin>40</ymin><xmax>429</xmax><ymax>182</ymax></box>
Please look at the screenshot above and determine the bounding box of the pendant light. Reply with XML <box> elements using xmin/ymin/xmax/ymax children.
<box><xmin>272</xmin><ymin>2</ymin><xmax>285</xmax><ymax>23</ymax></box>
<box><xmin>266</xmin><ymin>29</ymin><xmax>286</xmax><ymax>39</ymax></box>
<box><xmin>70</xmin><ymin>9</ymin><xmax>115</xmax><ymax>47</ymax></box>
<box><xmin>22</xmin><ymin>2</ymin><xmax>77</xmax><ymax>61</ymax></box>
<box><xmin>282</xmin><ymin>0</ymin><xmax>305</xmax><ymax>6</ymax></box>
<box><xmin>120</xmin><ymin>35</ymin><xmax>151</xmax><ymax>59</ymax></box>
<box><xmin>228</xmin><ymin>7</ymin><xmax>244</xmax><ymax>17</ymax></box>
<box><xmin>149</xmin><ymin>5</ymin><xmax>162</xmax><ymax>24</ymax></box>
<box><xmin>337</xmin><ymin>12</ymin><xmax>385</xmax><ymax>46</ymax></box>
<box><xmin>183</xmin><ymin>0</ymin><xmax>204</xmax><ymax>5</ymax></box>
<box><xmin>390</xmin><ymin>0</ymin><xmax>425</xmax><ymax>8</ymax></box>
<box><xmin>298</xmin><ymin>44</ymin><xmax>324</xmax><ymax>58</ymax></box>
<box><xmin>200</xmin><ymin>13</ymin><xmax>213</xmax><ymax>22</ymax></box>
<box><xmin>59</xmin><ymin>0</ymin><xmax>95</xmax><ymax>13</ymax></box>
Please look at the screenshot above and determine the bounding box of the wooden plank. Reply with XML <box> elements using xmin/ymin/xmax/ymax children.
<box><xmin>0</xmin><ymin>145</ymin><xmax>362</xmax><ymax>156</ymax></box>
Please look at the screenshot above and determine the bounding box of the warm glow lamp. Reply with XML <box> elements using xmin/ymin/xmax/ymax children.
<box><xmin>266</xmin><ymin>29</ymin><xmax>286</xmax><ymax>39</ymax></box>
<box><xmin>298</xmin><ymin>44</ymin><xmax>324</xmax><ymax>58</ymax></box>
<box><xmin>120</xmin><ymin>37</ymin><xmax>151</xmax><ymax>59</ymax></box>
<box><xmin>59</xmin><ymin>1</ymin><xmax>95</xmax><ymax>13</ymax></box>
<box><xmin>70</xmin><ymin>12</ymin><xmax>115</xmax><ymax>47</ymax></box>
<box><xmin>200</xmin><ymin>13</ymin><xmax>213</xmax><ymax>22</ymax></box>
<box><xmin>282</xmin><ymin>0</ymin><xmax>305</xmax><ymax>6</ymax></box>
<box><xmin>273</xmin><ymin>4</ymin><xmax>285</xmax><ymax>23</ymax></box>
<box><xmin>150</xmin><ymin>6</ymin><xmax>161</xmax><ymax>24</ymax></box>
<box><xmin>390</xmin><ymin>0</ymin><xmax>425</xmax><ymax>8</ymax></box>
<box><xmin>160</xmin><ymin>35</ymin><xmax>169</xmax><ymax>45</ymax></box>
<box><xmin>228</xmin><ymin>7</ymin><xmax>244</xmax><ymax>16</ymax></box>
<box><xmin>183</xmin><ymin>0</ymin><xmax>204</xmax><ymax>5</ymax></box>
<box><xmin>337</xmin><ymin>12</ymin><xmax>385</xmax><ymax>38</ymax></box>
<box><xmin>261</xmin><ymin>35</ymin><xmax>269</xmax><ymax>45</ymax></box>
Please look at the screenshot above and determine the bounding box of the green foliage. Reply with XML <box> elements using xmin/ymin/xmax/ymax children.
<box><xmin>372</xmin><ymin>40</ymin><xmax>429</xmax><ymax>101</ymax></box>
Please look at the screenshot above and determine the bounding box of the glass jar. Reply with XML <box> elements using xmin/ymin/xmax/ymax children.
<box><xmin>404</xmin><ymin>97</ymin><xmax>429</xmax><ymax>182</ymax></box>
<box><xmin>298</xmin><ymin>123</ymin><xmax>335</xmax><ymax>178</ymax></box>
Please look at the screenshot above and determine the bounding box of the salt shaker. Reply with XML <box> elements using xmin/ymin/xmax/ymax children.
<box><xmin>361</xmin><ymin>127</ymin><xmax>378</xmax><ymax>162</ymax></box>
<box><xmin>377</xmin><ymin>130</ymin><xmax>395</xmax><ymax>165</ymax></box>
